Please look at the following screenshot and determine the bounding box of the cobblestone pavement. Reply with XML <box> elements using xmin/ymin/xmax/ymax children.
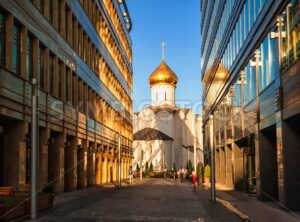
<box><xmin>37</xmin><ymin>179</ymin><xmax>242</xmax><ymax>222</ymax></box>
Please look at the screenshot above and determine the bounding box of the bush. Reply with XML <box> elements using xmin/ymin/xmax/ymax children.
<box><xmin>136</xmin><ymin>164</ymin><xmax>140</xmax><ymax>172</ymax></box>
<box><xmin>149</xmin><ymin>163</ymin><xmax>154</xmax><ymax>172</ymax></box>
<box><xmin>204</xmin><ymin>164</ymin><xmax>211</xmax><ymax>179</ymax></box>
<box><xmin>197</xmin><ymin>162</ymin><xmax>204</xmax><ymax>178</ymax></box>
<box><xmin>187</xmin><ymin>160</ymin><xmax>193</xmax><ymax>176</ymax></box>
<box><xmin>173</xmin><ymin>162</ymin><xmax>177</xmax><ymax>172</ymax></box>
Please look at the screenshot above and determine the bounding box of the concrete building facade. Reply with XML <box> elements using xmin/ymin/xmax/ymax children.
<box><xmin>201</xmin><ymin>0</ymin><xmax>300</xmax><ymax>210</ymax></box>
<box><xmin>0</xmin><ymin>0</ymin><xmax>133</xmax><ymax>193</ymax></box>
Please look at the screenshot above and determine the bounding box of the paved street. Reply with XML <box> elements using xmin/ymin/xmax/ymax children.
<box><xmin>37</xmin><ymin>178</ymin><xmax>241</xmax><ymax>222</ymax></box>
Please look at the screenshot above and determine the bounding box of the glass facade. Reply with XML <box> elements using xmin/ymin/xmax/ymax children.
<box><xmin>203</xmin><ymin>0</ymin><xmax>267</xmax><ymax>114</ymax></box>
<box><xmin>12</xmin><ymin>24</ymin><xmax>20</xmax><ymax>74</ymax></box>
<box><xmin>202</xmin><ymin>0</ymin><xmax>300</xmax><ymax>210</ymax></box>
<box><xmin>282</xmin><ymin>0</ymin><xmax>300</xmax><ymax>70</ymax></box>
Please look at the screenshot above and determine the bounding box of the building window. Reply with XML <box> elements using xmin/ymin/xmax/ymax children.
<box><xmin>248</xmin><ymin>0</ymin><xmax>255</xmax><ymax>29</ymax></box>
<box><xmin>244</xmin><ymin>64</ymin><xmax>256</xmax><ymax>105</ymax></box>
<box><xmin>233</xmin><ymin>80</ymin><xmax>242</xmax><ymax>108</ymax></box>
<box><xmin>58</xmin><ymin>61</ymin><xmax>62</xmax><ymax>99</ymax></box>
<box><xmin>259</xmin><ymin>35</ymin><xmax>276</xmax><ymax>92</ymax></box>
<box><xmin>0</xmin><ymin>12</ymin><xmax>5</xmax><ymax>66</ymax></box>
<box><xmin>26</xmin><ymin>36</ymin><xmax>33</xmax><ymax>80</ymax></box>
<box><xmin>38</xmin><ymin>46</ymin><xmax>45</xmax><ymax>88</ymax></box>
<box><xmin>282</xmin><ymin>0</ymin><xmax>300</xmax><ymax>68</ymax></box>
<box><xmin>49</xmin><ymin>0</ymin><xmax>53</xmax><ymax>24</ymax></box>
<box><xmin>49</xmin><ymin>54</ymin><xmax>55</xmax><ymax>95</ymax></box>
<box><xmin>12</xmin><ymin>24</ymin><xmax>20</xmax><ymax>74</ymax></box>
<box><xmin>72</xmin><ymin>73</ymin><xmax>76</xmax><ymax>106</ymax></box>
<box><xmin>36</xmin><ymin>0</ymin><xmax>44</xmax><ymax>14</ymax></box>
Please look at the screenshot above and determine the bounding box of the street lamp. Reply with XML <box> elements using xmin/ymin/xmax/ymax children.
<box><xmin>31</xmin><ymin>78</ymin><xmax>39</xmax><ymax>220</ymax></box>
<box><xmin>118</xmin><ymin>132</ymin><xmax>121</xmax><ymax>188</ymax></box>
<box><xmin>210</xmin><ymin>115</ymin><xmax>216</xmax><ymax>202</ymax></box>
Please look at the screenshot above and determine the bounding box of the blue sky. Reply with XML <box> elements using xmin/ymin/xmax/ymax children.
<box><xmin>126</xmin><ymin>0</ymin><xmax>202</xmax><ymax>113</ymax></box>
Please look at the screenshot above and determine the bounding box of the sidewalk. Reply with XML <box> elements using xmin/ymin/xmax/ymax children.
<box><xmin>204</xmin><ymin>183</ymin><xmax>300</xmax><ymax>222</ymax></box>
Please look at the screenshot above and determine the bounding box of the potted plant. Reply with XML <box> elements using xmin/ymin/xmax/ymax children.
<box><xmin>204</xmin><ymin>164</ymin><xmax>211</xmax><ymax>184</ymax></box>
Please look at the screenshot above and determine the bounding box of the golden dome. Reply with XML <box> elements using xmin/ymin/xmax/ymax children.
<box><xmin>148</xmin><ymin>60</ymin><xmax>178</xmax><ymax>86</ymax></box>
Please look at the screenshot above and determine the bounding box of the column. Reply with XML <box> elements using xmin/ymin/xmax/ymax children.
<box><xmin>64</xmin><ymin>136</ymin><xmax>77</xmax><ymax>191</ymax></box>
<box><xmin>215</xmin><ymin>149</ymin><xmax>220</xmax><ymax>183</ymax></box>
<box><xmin>101</xmin><ymin>150</ymin><xmax>108</xmax><ymax>183</ymax></box>
<box><xmin>256</xmin><ymin>128</ymin><xmax>278</xmax><ymax>201</ymax></box>
<box><xmin>52</xmin><ymin>0</ymin><xmax>59</xmax><ymax>30</ymax></box>
<box><xmin>59</xmin><ymin>0</ymin><xmax>66</xmax><ymax>38</ymax></box>
<box><xmin>3</xmin><ymin>122</ymin><xmax>28</xmax><ymax>187</ymax></box>
<box><xmin>39</xmin><ymin>128</ymin><xmax>49</xmax><ymax>189</ymax></box>
<box><xmin>20</xmin><ymin>27</ymin><xmax>27</xmax><ymax>79</ymax></box>
<box><xmin>95</xmin><ymin>150</ymin><xmax>102</xmax><ymax>185</ymax></box>
<box><xmin>77</xmin><ymin>140</ymin><xmax>88</xmax><ymax>188</ymax></box>
<box><xmin>48</xmin><ymin>131</ymin><xmax>65</xmax><ymax>193</ymax></box>
<box><xmin>232</xmin><ymin>143</ymin><xmax>244</xmax><ymax>190</ymax></box>
<box><xmin>219</xmin><ymin>147</ymin><xmax>226</xmax><ymax>185</ymax></box>
<box><xmin>5</xmin><ymin>14</ymin><xmax>13</xmax><ymax>70</ymax></box>
<box><xmin>280</xmin><ymin>119</ymin><xmax>300</xmax><ymax>210</ymax></box>
<box><xmin>87</xmin><ymin>142</ymin><xmax>96</xmax><ymax>186</ymax></box>
<box><xmin>113</xmin><ymin>157</ymin><xmax>117</xmax><ymax>182</ymax></box>
<box><xmin>225</xmin><ymin>145</ymin><xmax>233</xmax><ymax>188</ymax></box>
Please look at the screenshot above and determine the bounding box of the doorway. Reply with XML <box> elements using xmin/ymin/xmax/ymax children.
<box><xmin>110</xmin><ymin>166</ymin><xmax>113</xmax><ymax>183</ymax></box>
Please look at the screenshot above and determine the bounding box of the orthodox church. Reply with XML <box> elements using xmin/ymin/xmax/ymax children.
<box><xmin>133</xmin><ymin>56</ymin><xmax>203</xmax><ymax>171</ymax></box>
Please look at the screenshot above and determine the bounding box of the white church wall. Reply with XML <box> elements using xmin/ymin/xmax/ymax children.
<box><xmin>133</xmin><ymin>139</ymin><xmax>174</xmax><ymax>171</ymax></box>
<box><xmin>151</xmin><ymin>84</ymin><xmax>175</xmax><ymax>106</ymax></box>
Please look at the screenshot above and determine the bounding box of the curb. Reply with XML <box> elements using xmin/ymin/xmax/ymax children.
<box><xmin>216</xmin><ymin>197</ymin><xmax>254</xmax><ymax>222</ymax></box>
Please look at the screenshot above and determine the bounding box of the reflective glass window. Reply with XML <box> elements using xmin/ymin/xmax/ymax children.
<box><xmin>244</xmin><ymin>4</ymin><xmax>249</xmax><ymax>35</ymax></box>
<box><xmin>26</xmin><ymin>36</ymin><xmax>33</xmax><ymax>80</ymax></box>
<box><xmin>233</xmin><ymin>80</ymin><xmax>242</xmax><ymax>107</ymax></box>
<box><xmin>249</xmin><ymin>0</ymin><xmax>255</xmax><ymax>29</ymax></box>
<box><xmin>12</xmin><ymin>24</ymin><xmax>20</xmax><ymax>74</ymax></box>
<box><xmin>244</xmin><ymin>64</ymin><xmax>256</xmax><ymax>104</ymax></box>
<box><xmin>38</xmin><ymin>46</ymin><xmax>44</xmax><ymax>88</ymax></box>
<box><xmin>269</xmin><ymin>33</ymin><xmax>279</xmax><ymax>82</ymax></box>
<box><xmin>241</xmin><ymin>9</ymin><xmax>245</xmax><ymax>43</ymax></box>
<box><xmin>255</xmin><ymin>0</ymin><xmax>261</xmax><ymax>19</ymax></box>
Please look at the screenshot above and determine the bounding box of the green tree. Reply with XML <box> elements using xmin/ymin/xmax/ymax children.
<box><xmin>197</xmin><ymin>162</ymin><xmax>204</xmax><ymax>183</ymax></box>
<box><xmin>173</xmin><ymin>162</ymin><xmax>177</xmax><ymax>172</ymax></box>
<box><xmin>145</xmin><ymin>161</ymin><xmax>149</xmax><ymax>171</ymax></box>
<box><xmin>204</xmin><ymin>164</ymin><xmax>211</xmax><ymax>179</ymax></box>
<box><xmin>149</xmin><ymin>162</ymin><xmax>154</xmax><ymax>172</ymax></box>
<box><xmin>187</xmin><ymin>160</ymin><xmax>193</xmax><ymax>175</ymax></box>
<box><xmin>136</xmin><ymin>164</ymin><xmax>140</xmax><ymax>172</ymax></box>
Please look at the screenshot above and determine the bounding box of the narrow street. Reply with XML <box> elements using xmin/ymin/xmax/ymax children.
<box><xmin>38</xmin><ymin>179</ymin><xmax>241</xmax><ymax>222</ymax></box>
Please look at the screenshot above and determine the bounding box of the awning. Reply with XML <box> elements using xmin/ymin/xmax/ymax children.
<box><xmin>133</xmin><ymin>128</ymin><xmax>174</xmax><ymax>141</ymax></box>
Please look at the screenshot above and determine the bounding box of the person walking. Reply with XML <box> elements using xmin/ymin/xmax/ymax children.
<box><xmin>192</xmin><ymin>168</ymin><xmax>197</xmax><ymax>191</ymax></box>
<box><xmin>129</xmin><ymin>166</ymin><xmax>133</xmax><ymax>185</ymax></box>
<box><xmin>180</xmin><ymin>167</ymin><xmax>184</xmax><ymax>183</ymax></box>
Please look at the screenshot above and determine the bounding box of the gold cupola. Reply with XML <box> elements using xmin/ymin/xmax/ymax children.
<box><xmin>148</xmin><ymin>60</ymin><xmax>178</xmax><ymax>87</ymax></box>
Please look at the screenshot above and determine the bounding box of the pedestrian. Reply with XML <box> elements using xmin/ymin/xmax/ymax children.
<box><xmin>129</xmin><ymin>166</ymin><xmax>133</xmax><ymax>184</ymax></box>
<box><xmin>184</xmin><ymin>168</ymin><xmax>187</xmax><ymax>179</ymax></box>
<box><xmin>192</xmin><ymin>168</ymin><xmax>197</xmax><ymax>191</ymax></box>
<box><xmin>181</xmin><ymin>167</ymin><xmax>184</xmax><ymax>183</ymax></box>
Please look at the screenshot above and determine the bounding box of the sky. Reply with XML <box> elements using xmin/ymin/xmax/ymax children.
<box><xmin>126</xmin><ymin>0</ymin><xmax>202</xmax><ymax>114</ymax></box>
